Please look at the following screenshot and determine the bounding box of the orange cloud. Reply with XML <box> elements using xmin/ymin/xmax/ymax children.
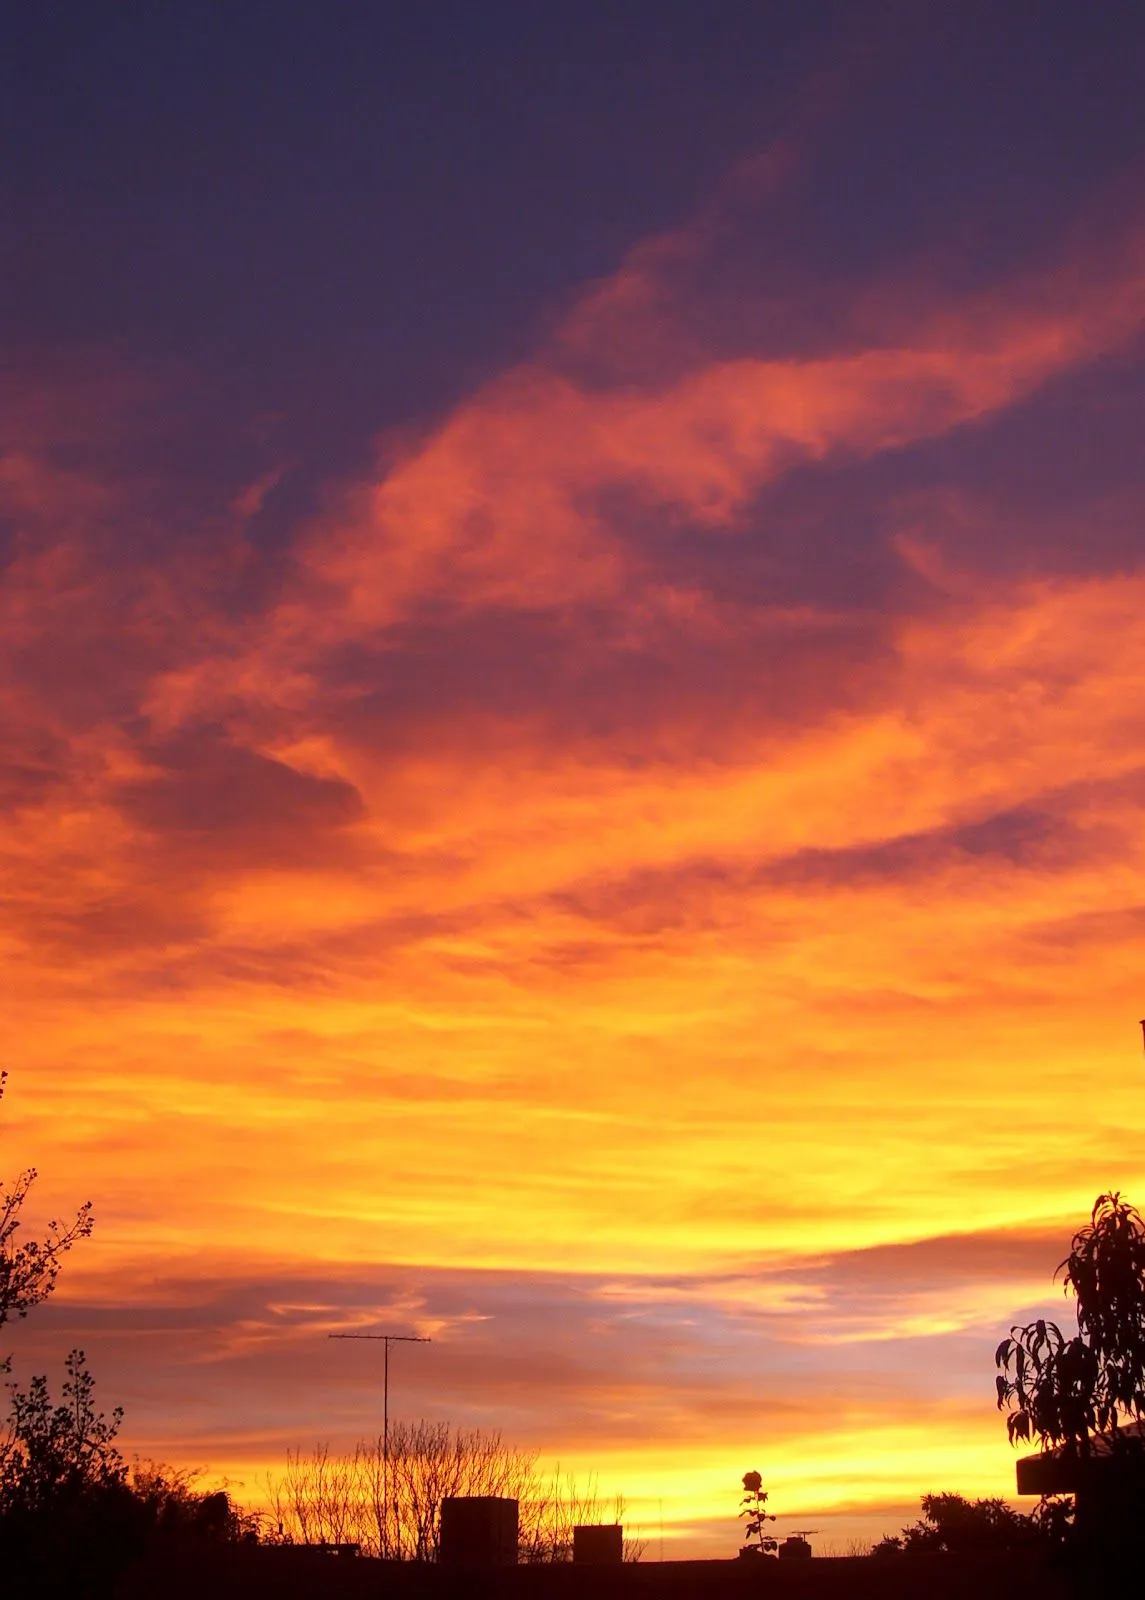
<box><xmin>5</xmin><ymin>182</ymin><xmax>1145</xmax><ymax>1549</ymax></box>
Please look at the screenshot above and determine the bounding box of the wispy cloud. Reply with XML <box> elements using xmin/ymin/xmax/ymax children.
<box><xmin>5</xmin><ymin>131</ymin><xmax>1145</xmax><ymax>1542</ymax></box>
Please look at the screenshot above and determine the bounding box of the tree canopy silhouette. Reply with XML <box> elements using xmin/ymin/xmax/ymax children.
<box><xmin>1</xmin><ymin>1074</ymin><xmax>258</xmax><ymax>1594</ymax></box>
<box><xmin>0</xmin><ymin>1071</ymin><xmax>92</xmax><ymax>1362</ymax></box>
<box><xmin>872</xmin><ymin>1493</ymin><xmax>1053</xmax><ymax>1557</ymax></box>
<box><xmin>996</xmin><ymin>1191</ymin><xmax>1145</xmax><ymax>1454</ymax></box>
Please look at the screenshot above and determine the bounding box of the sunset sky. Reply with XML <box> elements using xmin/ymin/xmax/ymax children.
<box><xmin>4</xmin><ymin>3</ymin><xmax>1145</xmax><ymax>1554</ymax></box>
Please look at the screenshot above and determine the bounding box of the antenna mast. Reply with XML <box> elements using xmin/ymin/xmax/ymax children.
<box><xmin>329</xmin><ymin>1331</ymin><xmax>431</xmax><ymax>1555</ymax></box>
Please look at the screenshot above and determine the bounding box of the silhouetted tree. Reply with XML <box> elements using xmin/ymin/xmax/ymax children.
<box><xmin>872</xmin><ymin>1493</ymin><xmax>1048</xmax><ymax>1557</ymax></box>
<box><xmin>519</xmin><ymin>1467</ymin><xmax>640</xmax><ymax>1564</ymax></box>
<box><xmin>996</xmin><ymin>1192</ymin><xmax>1145</xmax><ymax>1453</ymax></box>
<box><xmin>1</xmin><ymin>1072</ymin><xmax>92</xmax><ymax>1362</ymax></box>
<box><xmin>268</xmin><ymin>1423</ymin><xmax>641</xmax><ymax>1561</ymax></box>
<box><xmin>0</xmin><ymin>1079</ymin><xmax>255</xmax><ymax>1593</ymax></box>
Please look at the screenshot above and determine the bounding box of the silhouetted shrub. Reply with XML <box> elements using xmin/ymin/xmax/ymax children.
<box><xmin>0</xmin><ymin>1352</ymin><xmax>257</xmax><ymax>1596</ymax></box>
<box><xmin>872</xmin><ymin>1493</ymin><xmax>1052</xmax><ymax>1558</ymax></box>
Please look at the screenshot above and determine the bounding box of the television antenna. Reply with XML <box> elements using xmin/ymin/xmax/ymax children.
<box><xmin>329</xmin><ymin>1331</ymin><xmax>431</xmax><ymax>1555</ymax></box>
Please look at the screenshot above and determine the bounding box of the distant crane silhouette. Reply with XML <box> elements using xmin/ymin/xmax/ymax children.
<box><xmin>329</xmin><ymin>1331</ymin><xmax>430</xmax><ymax>1556</ymax></box>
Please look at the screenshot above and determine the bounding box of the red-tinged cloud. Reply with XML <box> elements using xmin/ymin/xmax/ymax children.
<box><xmin>262</xmin><ymin>238</ymin><xmax>1145</xmax><ymax>651</ymax></box>
<box><xmin>4</xmin><ymin>172</ymin><xmax>1145</xmax><ymax>1546</ymax></box>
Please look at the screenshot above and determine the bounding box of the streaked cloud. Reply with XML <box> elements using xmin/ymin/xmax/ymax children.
<box><xmin>5</xmin><ymin>132</ymin><xmax>1145</xmax><ymax>1552</ymax></box>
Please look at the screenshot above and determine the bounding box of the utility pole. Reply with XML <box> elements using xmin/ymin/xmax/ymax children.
<box><xmin>329</xmin><ymin>1331</ymin><xmax>430</xmax><ymax>1556</ymax></box>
